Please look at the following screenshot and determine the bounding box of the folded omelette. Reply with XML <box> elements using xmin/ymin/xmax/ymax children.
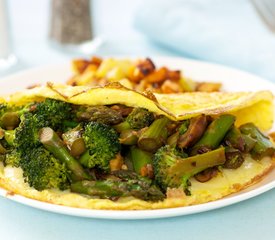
<box><xmin>0</xmin><ymin>83</ymin><xmax>274</xmax><ymax>210</ymax></box>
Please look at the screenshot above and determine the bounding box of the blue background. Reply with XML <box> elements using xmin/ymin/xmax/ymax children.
<box><xmin>1</xmin><ymin>1</ymin><xmax>275</xmax><ymax>239</ymax></box>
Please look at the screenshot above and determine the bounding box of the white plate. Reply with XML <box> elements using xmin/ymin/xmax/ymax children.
<box><xmin>0</xmin><ymin>56</ymin><xmax>275</xmax><ymax>219</ymax></box>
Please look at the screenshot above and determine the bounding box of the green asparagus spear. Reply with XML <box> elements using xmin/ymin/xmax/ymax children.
<box><xmin>138</xmin><ymin>117</ymin><xmax>170</xmax><ymax>152</ymax></box>
<box><xmin>39</xmin><ymin>127</ymin><xmax>91</xmax><ymax>181</ymax></box>
<box><xmin>119</xmin><ymin>129</ymin><xmax>138</xmax><ymax>145</ymax></box>
<box><xmin>76</xmin><ymin>106</ymin><xmax>123</xmax><ymax>125</ymax></box>
<box><xmin>62</xmin><ymin>125</ymin><xmax>86</xmax><ymax>157</ymax></box>
<box><xmin>239</xmin><ymin>123</ymin><xmax>275</xmax><ymax>159</ymax></box>
<box><xmin>167</xmin><ymin>132</ymin><xmax>179</xmax><ymax>147</ymax></box>
<box><xmin>130</xmin><ymin>146</ymin><xmax>153</xmax><ymax>176</ymax></box>
<box><xmin>70</xmin><ymin>178</ymin><xmax>165</xmax><ymax>201</ymax></box>
<box><xmin>191</xmin><ymin>114</ymin><xmax>236</xmax><ymax>155</ymax></box>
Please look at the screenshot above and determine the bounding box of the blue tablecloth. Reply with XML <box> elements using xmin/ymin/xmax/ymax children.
<box><xmin>134</xmin><ymin>0</ymin><xmax>275</xmax><ymax>82</ymax></box>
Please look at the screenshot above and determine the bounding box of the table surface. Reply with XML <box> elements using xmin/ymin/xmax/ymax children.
<box><xmin>1</xmin><ymin>1</ymin><xmax>275</xmax><ymax>240</ymax></box>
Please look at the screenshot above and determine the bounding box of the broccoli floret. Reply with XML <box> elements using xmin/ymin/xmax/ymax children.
<box><xmin>15</xmin><ymin>99</ymin><xmax>74</xmax><ymax>153</ymax></box>
<box><xmin>114</xmin><ymin>108</ymin><xmax>154</xmax><ymax>132</ymax></box>
<box><xmin>153</xmin><ymin>145</ymin><xmax>226</xmax><ymax>193</ymax></box>
<box><xmin>20</xmin><ymin>147</ymin><xmax>70</xmax><ymax>190</ymax></box>
<box><xmin>153</xmin><ymin>145</ymin><xmax>187</xmax><ymax>190</ymax></box>
<box><xmin>8</xmin><ymin>99</ymin><xmax>74</xmax><ymax>190</ymax></box>
<box><xmin>5</xmin><ymin>149</ymin><xmax>20</xmax><ymax>167</ymax></box>
<box><xmin>15</xmin><ymin>112</ymin><xmax>41</xmax><ymax>153</ymax></box>
<box><xmin>31</xmin><ymin>98</ymin><xmax>74</xmax><ymax>131</ymax></box>
<box><xmin>79</xmin><ymin>122</ymin><xmax>121</xmax><ymax>171</ymax></box>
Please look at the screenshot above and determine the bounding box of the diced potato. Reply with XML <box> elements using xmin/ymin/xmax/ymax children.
<box><xmin>179</xmin><ymin>77</ymin><xmax>197</xmax><ymax>92</ymax></box>
<box><xmin>143</xmin><ymin>67</ymin><xmax>167</xmax><ymax>83</ymax></box>
<box><xmin>71</xmin><ymin>59</ymin><xmax>91</xmax><ymax>74</ymax></box>
<box><xmin>196</xmin><ymin>82</ymin><xmax>222</xmax><ymax>92</ymax></box>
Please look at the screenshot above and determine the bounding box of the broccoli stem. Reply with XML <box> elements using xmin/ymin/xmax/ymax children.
<box><xmin>130</xmin><ymin>146</ymin><xmax>153</xmax><ymax>175</ymax></box>
<box><xmin>39</xmin><ymin>127</ymin><xmax>91</xmax><ymax>181</ymax></box>
<box><xmin>138</xmin><ymin>117</ymin><xmax>170</xmax><ymax>152</ymax></box>
<box><xmin>239</xmin><ymin>123</ymin><xmax>275</xmax><ymax>159</ymax></box>
<box><xmin>63</xmin><ymin>120</ymin><xmax>79</xmax><ymax>128</ymax></box>
<box><xmin>191</xmin><ymin>114</ymin><xmax>236</xmax><ymax>155</ymax></box>
<box><xmin>4</xmin><ymin>130</ymin><xmax>16</xmax><ymax>146</ymax></box>
<box><xmin>78</xmin><ymin>150</ymin><xmax>92</xmax><ymax>168</ymax></box>
<box><xmin>167</xmin><ymin>132</ymin><xmax>179</xmax><ymax>147</ymax></box>
<box><xmin>169</xmin><ymin>147</ymin><xmax>226</xmax><ymax>189</ymax></box>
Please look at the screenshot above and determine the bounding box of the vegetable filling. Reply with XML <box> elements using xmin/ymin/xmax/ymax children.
<box><xmin>0</xmin><ymin>99</ymin><xmax>274</xmax><ymax>201</ymax></box>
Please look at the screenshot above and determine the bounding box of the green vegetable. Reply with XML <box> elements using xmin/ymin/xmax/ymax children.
<box><xmin>7</xmin><ymin>99</ymin><xmax>76</xmax><ymax>190</ymax></box>
<box><xmin>31</xmin><ymin>98</ymin><xmax>74</xmax><ymax>131</ymax></box>
<box><xmin>20</xmin><ymin>147</ymin><xmax>70</xmax><ymax>191</ymax></box>
<box><xmin>130</xmin><ymin>146</ymin><xmax>153</xmax><ymax>175</ymax></box>
<box><xmin>79</xmin><ymin>122</ymin><xmax>121</xmax><ymax>171</ymax></box>
<box><xmin>76</xmin><ymin>105</ymin><xmax>123</xmax><ymax>125</ymax></box>
<box><xmin>178</xmin><ymin>120</ymin><xmax>190</xmax><ymax>135</ymax></box>
<box><xmin>71</xmin><ymin>170</ymin><xmax>164</xmax><ymax>201</ymax></box>
<box><xmin>153</xmin><ymin>145</ymin><xmax>226</xmax><ymax>191</ymax></box>
<box><xmin>62</xmin><ymin>125</ymin><xmax>86</xmax><ymax>157</ymax></box>
<box><xmin>4</xmin><ymin>150</ymin><xmax>20</xmax><ymax>166</ymax></box>
<box><xmin>1</xmin><ymin>112</ymin><xmax>20</xmax><ymax>130</ymax></box>
<box><xmin>191</xmin><ymin>114</ymin><xmax>236</xmax><ymax>155</ymax></box>
<box><xmin>138</xmin><ymin>117</ymin><xmax>170</xmax><ymax>152</ymax></box>
<box><xmin>39</xmin><ymin>127</ymin><xmax>90</xmax><ymax>181</ymax></box>
<box><xmin>167</xmin><ymin>132</ymin><xmax>179</xmax><ymax>147</ymax></box>
<box><xmin>240</xmin><ymin>123</ymin><xmax>275</xmax><ymax>159</ymax></box>
<box><xmin>119</xmin><ymin>129</ymin><xmax>138</xmax><ymax>145</ymax></box>
<box><xmin>4</xmin><ymin>130</ymin><xmax>16</xmax><ymax>146</ymax></box>
<box><xmin>114</xmin><ymin>108</ymin><xmax>154</xmax><ymax>132</ymax></box>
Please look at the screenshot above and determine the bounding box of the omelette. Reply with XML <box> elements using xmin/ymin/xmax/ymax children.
<box><xmin>0</xmin><ymin>83</ymin><xmax>274</xmax><ymax>210</ymax></box>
